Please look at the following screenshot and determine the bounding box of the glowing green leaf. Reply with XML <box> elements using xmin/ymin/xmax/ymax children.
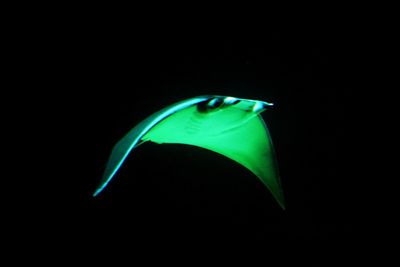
<box><xmin>94</xmin><ymin>95</ymin><xmax>284</xmax><ymax>209</ymax></box>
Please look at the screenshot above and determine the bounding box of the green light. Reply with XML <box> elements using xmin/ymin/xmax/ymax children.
<box><xmin>94</xmin><ymin>95</ymin><xmax>284</xmax><ymax>209</ymax></box>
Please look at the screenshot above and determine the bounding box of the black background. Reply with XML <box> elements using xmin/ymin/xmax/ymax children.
<box><xmin>11</xmin><ymin>13</ymin><xmax>369</xmax><ymax>262</ymax></box>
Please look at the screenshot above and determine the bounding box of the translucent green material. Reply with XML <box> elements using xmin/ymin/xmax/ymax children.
<box><xmin>94</xmin><ymin>95</ymin><xmax>284</xmax><ymax>209</ymax></box>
